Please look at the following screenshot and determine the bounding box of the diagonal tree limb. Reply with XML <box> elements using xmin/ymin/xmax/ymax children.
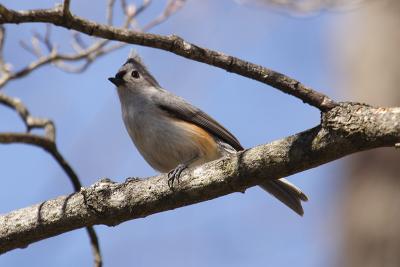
<box><xmin>0</xmin><ymin>102</ymin><xmax>399</xmax><ymax>254</ymax></box>
<box><xmin>0</xmin><ymin>4</ymin><xmax>337</xmax><ymax>111</ymax></box>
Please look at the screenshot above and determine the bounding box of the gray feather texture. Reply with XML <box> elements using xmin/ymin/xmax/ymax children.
<box><xmin>153</xmin><ymin>90</ymin><xmax>244</xmax><ymax>151</ymax></box>
<box><xmin>110</xmin><ymin>53</ymin><xmax>308</xmax><ymax>215</ymax></box>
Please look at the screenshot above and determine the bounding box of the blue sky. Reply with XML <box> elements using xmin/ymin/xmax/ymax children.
<box><xmin>0</xmin><ymin>0</ymin><xmax>356</xmax><ymax>266</ymax></box>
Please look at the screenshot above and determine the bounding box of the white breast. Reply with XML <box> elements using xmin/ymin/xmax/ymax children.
<box><xmin>121</xmin><ymin>100</ymin><xmax>221</xmax><ymax>173</ymax></box>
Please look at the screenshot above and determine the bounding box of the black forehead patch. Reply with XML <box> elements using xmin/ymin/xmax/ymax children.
<box><xmin>123</xmin><ymin>58</ymin><xmax>160</xmax><ymax>87</ymax></box>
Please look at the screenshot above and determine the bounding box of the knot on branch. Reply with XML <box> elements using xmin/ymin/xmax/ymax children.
<box><xmin>169</xmin><ymin>34</ymin><xmax>185</xmax><ymax>52</ymax></box>
<box><xmin>82</xmin><ymin>177</ymin><xmax>144</xmax><ymax>226</ymax></box>
<box><xmin>322</xmin><ymin>102</ymin><xmax>371</xmax><ymax>136</ymax></box>
<box><xmin>322</xmin><ymin>102</ymin><xmax>400</xmax><ymax>146</ymax></box>
<box><xmin>83</xmin><ymin>178</ymin><xmax>118</xmax><ymax>218</ymax></box>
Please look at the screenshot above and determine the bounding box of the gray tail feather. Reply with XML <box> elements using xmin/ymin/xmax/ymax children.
<box><xmin>259</xmin><ymin>178</ymin><xmax>308</xmax><ymax>216</ymax></box>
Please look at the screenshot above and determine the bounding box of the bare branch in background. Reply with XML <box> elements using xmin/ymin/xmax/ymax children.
<box><xmin>0</xmin><ymin>25</ymin><xmax>10</xmax><ymax>74</ymax></box>
<box><xmin>34</xmin><ymin>24</ymin><xmax>53</xmax><ymax>52</ymax></box>
<box><xmin>0</xmin><ymin>1</ymin><xmax>188</xmax><ymax>265</ymax></box>
<box><xmin>0</xmin><ymin>93</ymin><xmax>55</xmax><ymax>141</ymax></box>
<box><xmin>0</xmin><ymin>0</ymin><xmax>184</xmax><ymax>88</ymax></box>
<box><xmin>0</xmin><ymin>93</ymin><xmax>102</xmax><ymax>267</ymax></box>
<box><xmin>106</xmin><ymin>0</ymin><xmax>116</xmax><ymax>25</ymax></box>
<box><xmin>235</xmin><ymin>0</ymin><xmax>371</xmax><ymax>15</ymax></box>
<box><xmin>143</xmin><ymin>0</ymin><xmax>186</xmax><ymax>31</ymax></box>
<box><xmin>0</xmin><ymin>0</ymin><xmax>398</xmax><ymax>265</ymax></box>
<box><xmin>0</xmin><ymin>3</ymin><xmax>336</xmax><ymax>110</ymax></box>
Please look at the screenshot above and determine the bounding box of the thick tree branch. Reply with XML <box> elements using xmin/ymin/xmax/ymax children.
<box><xmin>0</xmin><ymin>102</ymin><xmax>398</xmax><ymax>254</ymax></box>
<box><xmin>0</xmin><ymin>4</ymin><xmax>337</xmax><ymax>111</ymax></box>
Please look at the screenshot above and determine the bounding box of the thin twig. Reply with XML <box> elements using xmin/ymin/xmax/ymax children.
<box><xmin>71</xmin><ymin>31</ymin><xmax>86</xmax><ymax>52</ymax></box>
<box><xmin>238</xmin><ymin>0</ymin><xmax>370</xmax><ymax>15</ymax></box>
<box><xmin>63</xmin><ymin>0</ymin><xmax>71</xmax><ymax>16</ymax></box>
<box><xmin>19</xmin><ymin>40</ymin><xmax>40</xmax><ymax>57</ymax></box>
<box><xmin>142</xmin><ymin>0</ymin><xmax>185</xmax><ymax>31</ymax></box>
<box><xmin>0</xmin><ymin>0</ymin><xmax>182</xmax><ymax>88</ymax></box>
<box><xmin>106</xmin><ymin>0</ymin><xmax>116</xmax><ymax>25</ymax></box>
<box><xmin>0</xmin><ymin>2</ymin><xmax>187</xmax><ymax>266</ymax></box>
<box><xmin>0</xmin><ymin>25</ymin><xmax>9</xmax><ymax>74</ymax></box>
<box><xmin>136</xmin><ymin>0</ymin><xmax>152</xmax><ymax>16</ymax></box>
<box><xmin>0</xmin><ymin>40</ymin><xmax>106</xmax><ymax>88</ymax></box>
<box><xmin>33</xmin><ymin>24</ymin><xmax>53</xmax><ymax>52</ymax></box>
<box><xmin>31</xmin><ymin>34</ymin><xmax>43</xmax><ymax>57</ymax></box>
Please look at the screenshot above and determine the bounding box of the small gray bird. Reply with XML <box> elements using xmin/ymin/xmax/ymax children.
<box><xmin>108</xmin><ymin>52</ymin><xmax>308</xmax><ymax>215</ymax></box>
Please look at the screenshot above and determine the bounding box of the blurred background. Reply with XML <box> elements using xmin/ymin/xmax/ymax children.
<box><xmin>0</xmin><ymin>0</ymin><xmax>399</xmax><ymax>266</ymax></box>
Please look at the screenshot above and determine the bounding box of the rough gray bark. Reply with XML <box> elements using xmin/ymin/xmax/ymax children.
<box><xmin>0</xmin><ymin>103</ymin><xmax>399</xmax><ymax>254</ymax></box>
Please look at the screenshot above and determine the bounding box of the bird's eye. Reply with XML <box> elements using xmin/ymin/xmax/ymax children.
<box><xmin>131</xmin><ymin>70</ymin><xmax>140</xmax><ymax>79</ymax></box>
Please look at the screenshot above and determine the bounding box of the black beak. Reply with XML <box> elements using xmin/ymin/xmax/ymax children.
<box><xmin>108</xmin><ymin>77</ymin><xmax>124</xmax><ymax>87</ymax></box>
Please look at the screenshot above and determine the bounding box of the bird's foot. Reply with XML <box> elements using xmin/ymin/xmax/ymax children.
<box><xmin>168</xmin><ymin>164</ymin><xmax>187</xmax><ymax>188</ymax></box>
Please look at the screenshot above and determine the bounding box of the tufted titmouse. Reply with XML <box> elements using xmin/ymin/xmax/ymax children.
<box><xmin>108</xmin><ymin>52</ymin><xmax>308</xmax><ymax>215</ymax></box>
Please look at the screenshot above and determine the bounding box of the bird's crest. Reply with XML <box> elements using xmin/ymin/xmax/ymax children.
<box><xmin>127</xmin><ymin>49</ymin><xmax>144</xmax><ymax>65</ymax></box>
<box><xmin>123</xmin><ymin>48</ymin><xmax>160</xmax><ymax>87</ymax></box>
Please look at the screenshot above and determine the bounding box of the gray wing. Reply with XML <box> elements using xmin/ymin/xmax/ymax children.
<box><xmin>154</xmin><ymin>90</ymin><xmax>243</xmax><ymax>151</ymax></box>
<box><xmin>154</xmin><ymin>91</ymin><xmax>308</xmax><ymax>216</ymax></box>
